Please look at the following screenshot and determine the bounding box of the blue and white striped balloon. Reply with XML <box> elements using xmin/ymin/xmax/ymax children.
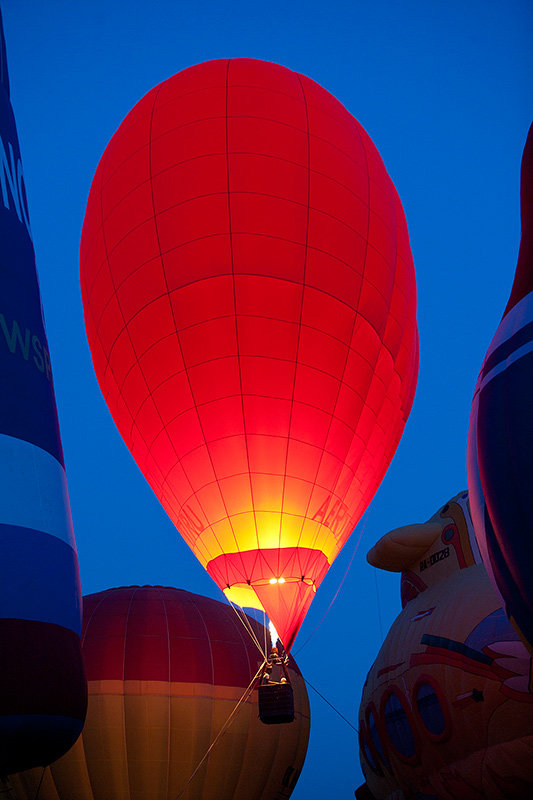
<box><xmin>0</xmin><ymin>10</ymin><xmax>86</xmax><ymax>776</ymax></box>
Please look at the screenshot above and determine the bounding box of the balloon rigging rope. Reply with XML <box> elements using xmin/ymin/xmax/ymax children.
<box><xmin>231</xmin><ymin>602</ymin><xmax>265</xmax><ymax>656</ymax></box>
<box><xmin>263</xmin><ymin>608</ymin><xmax>268</xmax><ymax>655</ymax></box>
<box><xmin>303</xmin><ymin>676</ymin><xmax>358</xmax><ymax>732</ymax></box>
<box><xmin>33</xmin><ymin>767</ymin><xmax>45</xmax><ymax>800</ymax></box>
<box><xmin>227</xmin><ymin>600</ymin><xmax>268</xmax><ymax>659</ymax></box>
<box><xmin>293</xmin><ymin>511</ymin><xmax>369</xmax><ymax>656</ymax></box>
<box><xmin>174</xmin><ymin>659</ymin><xmax>267</xmax><ymax>799</ymax></box>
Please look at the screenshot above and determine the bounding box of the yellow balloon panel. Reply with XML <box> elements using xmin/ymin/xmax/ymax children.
<box><xmin>11</xmin><ymin>682</ymin><xmax>309</xmax><ymax>800</ymax></box>
<box><xmin>10</xmin><ymin>585</ymin><xmax>310</xmax><ymax>800</ymax></box>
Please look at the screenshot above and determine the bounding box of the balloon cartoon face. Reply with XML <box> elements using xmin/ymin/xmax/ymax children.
<box><xmin>10</xmin><ymin>586</ymin><xmax>310</xmax><ymax>800</ymax></box>
<box><xmin>80</xmin><ymin>58</ymin><xmax>418</xmax><ymax>649</ymax></box>
<box><xmin>358</xmin><ymin>493</ymin><xmax>533</xmax><ymax>800</ymax></box>
<box><xmin>467</xmin><ymin>123</ymin><xmax>533</xmax><ymax>651</ymax></box>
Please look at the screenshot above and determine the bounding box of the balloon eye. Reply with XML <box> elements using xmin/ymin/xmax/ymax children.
<box><xmin>269</xmin><ymin>578</ymin><xmax>278</xmax><ymax>585</ymax></box>
<box><xmin>278</xmin><ymin>577</ymin><xmax>286</xmax><ymax>584</ymax></box>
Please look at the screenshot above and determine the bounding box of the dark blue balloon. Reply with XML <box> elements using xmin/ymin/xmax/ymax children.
<box><xmin>467</xmin><ymin>122</ymin><xmax>533</xmax><ymax>650</ymax></box>
<box><xmin>0</xmin><ymin>10</ymin><xmax>86</xmax><ymax>775</ymax></box>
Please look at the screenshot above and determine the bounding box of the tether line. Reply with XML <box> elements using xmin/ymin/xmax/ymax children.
<box><xmin>227</xmin><ymin>599</ymin><xmax>268</xmax><ymax>658</ymax></box>
<box><xmin>304</xmin><ymin>676</ymin><xmax>358</xmax><ymax>733</ymax></box>
<box><xmin>294</xmin><ymin>511</ymin><xmax>369</xmax><ymax>655</ymax></box>
<box><xmin>34</xmin><ymin>768</ymin><xmax>45</xmax><ymax>800</ymax></box>
<box><xmin>175</xmin><ymin>659</ymin><xmax>266</xmax><ymax>799</ymax></box>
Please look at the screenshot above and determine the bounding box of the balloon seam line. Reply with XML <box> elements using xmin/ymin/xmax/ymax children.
<box><xmin>224</xmin><ymin>57</ymin><xmax>261</xmax><ymax>566</ymax></box>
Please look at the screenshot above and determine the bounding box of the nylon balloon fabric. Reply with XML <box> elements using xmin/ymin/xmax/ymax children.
<box><xmin>358</xmin><ymin>494</ymin><xmax>533</xmax><ymax>799</ymax></box>
<box><xmin>10</xmin><ymin>586</ymin><xmax>310</xmax><ymax>800</ymax></box>
<box><xmin>467</xmin><ymin>123</ymin><xmax>533</xmax><ymax>650</ymax></box>
<box><xmin>0</xmin><ymin>10</ymin><xmax>86</xmax><ymax>774</ymax></box>
<box><xmin>79</xmin><ymin>59</ymin><xmax>419</xmax><ymax>650</ymax></box>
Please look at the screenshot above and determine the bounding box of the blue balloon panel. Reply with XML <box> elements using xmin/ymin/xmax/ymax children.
<box><xmin>467</xmin><ymin>122</ymin><xmax>533</xmax><ymax>652</ymax></box>
<box><xmin>468</xmin><ymin>292</ymin><xmax>533</xmax><ymax>647</ymax></box>
<box><xmin>0</xmin><ymin>10</ymin><xmax>86</xmax><ymax>775</ymax></box>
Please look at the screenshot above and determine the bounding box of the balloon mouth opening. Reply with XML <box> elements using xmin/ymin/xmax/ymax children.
<box><xmin>253</xmin><ymin>576</ymin><xmax>315</xmax><ymax>588</ymax></box>
<box><xmin>206</xmin><ymin>548</ymin><xmax>328</xmax><ymax>590</ymax></box>
<box><xmin>208</xmin><ymin>548</ymin><xmax>329</xmax><ymax>647</ymax></box>
<box><xmin>222</xmin><ymin>576</ymin><xmax>317</xmax><ymax>610</ymax></box>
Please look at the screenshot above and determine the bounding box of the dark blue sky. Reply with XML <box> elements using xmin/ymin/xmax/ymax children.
<box><xmin>2</xmin><ymin>0</ymin><xmax>532</xmax><ymax>795</ymax></box>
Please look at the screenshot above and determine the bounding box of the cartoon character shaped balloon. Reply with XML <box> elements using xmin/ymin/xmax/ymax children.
<box><xmin>80</xmin><ymin>58</ymin><xmax>418</xmax><ymax>650</ymax></box>
<box><xmin>467</xmin><ymin>123</ymin><xmax>533</xmax><ymax>650</ymax></box>
<box><xmin>357</xmin><ymin>493</ymin><xmax>533</xmax><ymax>800</ymax></box>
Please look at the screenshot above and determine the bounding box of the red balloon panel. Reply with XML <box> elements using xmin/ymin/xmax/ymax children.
<box><xmin>80</xmin><ymin>58</ymin><xmax>418</xmax><ymax>649</ymax></box>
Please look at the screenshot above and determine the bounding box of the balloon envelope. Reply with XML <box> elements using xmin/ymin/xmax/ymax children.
<box><xmin>10</xmin><ymin>586</ymin><xmax>310</xmax><ymax>800</ymax></box>
<box><xmin>467</xmin><ymin>123</ymin><xmax>533</xmax><ymax>649</ymax></box>
<box><xmin>0</xmin><ymin>10</ymin><xmax>86</xmax><ymax>774</ymax></box>
<box><xmin>80</xmin><ymin>58</ymin><xmax>418</xmax><ymax>649</ymax></box>
<box><xmin>359</xmin><ymin>494</ymin><xmax>533</xmax><ymax>799</ymax></box>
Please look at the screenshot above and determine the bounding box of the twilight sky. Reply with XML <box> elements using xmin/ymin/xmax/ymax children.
<box><xmin>2</xmin><ymin>0</ymin><xmax>532</xmax><ymax>795</ymax></box>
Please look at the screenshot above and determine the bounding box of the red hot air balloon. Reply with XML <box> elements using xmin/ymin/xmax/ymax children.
<box><xmin>80</xmin><ymin>58</ymin><xmax>419</xmax><ymax>650</ymax></box>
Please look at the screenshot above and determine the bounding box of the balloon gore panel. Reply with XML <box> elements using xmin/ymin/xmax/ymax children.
<box><xmin>9</xmin><ymin>586</ymin><xmax>311</xmax><ymax>800</ymax></box>
<box><xmin>80</xmin><ymin>58</ymin><xmax>419</xmax><ymax>648</ymax></box>
<box><xmin>467</xmin><ymin>123</ymin><xmax>533</xmax><ymax>650</ymax></box>
<box><xmin>0</xmin><ymin>10</ymin><xmax>86</xmax><ymax>774</ymax></box>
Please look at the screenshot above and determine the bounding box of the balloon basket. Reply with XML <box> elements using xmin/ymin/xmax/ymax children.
<box><xmin>258</xmin><ymin>682</ymin><xmax>295</xmax><ymax>724</ymax></box>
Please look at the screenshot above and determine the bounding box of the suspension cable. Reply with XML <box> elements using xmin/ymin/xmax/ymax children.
<box><xmin>303</xmin><ymin>676</ymin><xmax>358</xmax><ymax>733</ymax></box>
<box><xmin>293</xmin><ymin>512</ymin><xmax>369</xmax><ymax>655</ymax></box>
<box><xmin>263</xmin><ymin>608</ymin><xmax>268</xmax><ymax>655</ymax></box>
<box><xmin>227</xmin><ymin>600</ymin><xmax>268</xmax><ymax>659</ymax></box>
<box><xmin>238</xmin><ymin>605</ymin><xmax>266</xmax><ymax>656</ymax></box>
<box><xmin>175</xmin><ymin>659</ymin><xmax>266</xmax><ymax>799</ymax></box>
<box><xmin>33</xmin><ymin>768</ymin><xmax>45</xmax><ymax>800</ymax></box>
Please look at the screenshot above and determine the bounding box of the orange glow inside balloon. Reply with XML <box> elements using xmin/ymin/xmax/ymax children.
<box><xmin>80</xmin><ymin>58</ymin><xmax>418</xmax><ymax>649</ymax></box>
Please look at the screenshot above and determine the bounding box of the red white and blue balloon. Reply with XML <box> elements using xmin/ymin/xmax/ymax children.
<box><xmin>467</xmin><ymin>123</ymin><xmax>533</xmax><ymax>650</ymax></box>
